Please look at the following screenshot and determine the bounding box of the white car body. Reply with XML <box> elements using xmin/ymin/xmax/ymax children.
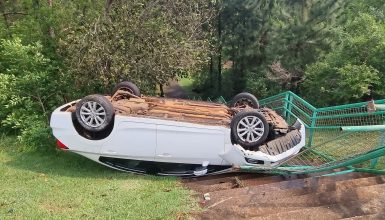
<box><xmin>50</xmin><ymin>101</ymin><xmax>306</xmax><ymax>176</ymax></box>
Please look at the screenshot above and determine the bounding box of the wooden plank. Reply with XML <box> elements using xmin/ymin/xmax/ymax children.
<box><xmin>151</xmin><ymin>106</ymin><xmax>229</xmax><ymax>117</ymax></box>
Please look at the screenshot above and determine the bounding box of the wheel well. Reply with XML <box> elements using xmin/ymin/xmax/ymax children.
<box><xmin>71</xmin><ymin>112</ymin><xmax>115</xmax><ymax>140</ymax></box>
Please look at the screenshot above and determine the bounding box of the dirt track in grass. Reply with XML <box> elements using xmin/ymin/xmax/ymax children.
<box><xmin>164</xmin><ymin>80</ymin><xmax>188</xmax><ymax>99</ymax></box>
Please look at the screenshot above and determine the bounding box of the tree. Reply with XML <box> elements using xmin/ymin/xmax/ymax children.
<box><xmin>194</xmin><ymin>0</ymin><xmax>277</xmax><ymax>99</ymax></box>
<box><xmin>266</xmin><ymin>0</ymin><xmax>347</xmax><ymax>92</ymax></box>
<box><xmin>62</xmin><ymin>0</ymin><xmax>213</xmax><ymax>95</ymax></box>
<box><xmin>221</xmin><ymin>0</ymin><xmax>276</xmax><ymax>95</ymax></box>
<box><xmin>0</xmin><ymin>38</ymin><xmax>60</xmax><ymax>146</ymax></box>
<box><xmin>0</xmin><ymin>0</ymin><xmax>105</xmax><ymax>144</ymax></box>
<box><xmin>302</xmin><ymin>13</ymin><xmax>385</xmax><ymax>106</ymax></box>
<box><xmin>193</xmin><ymin>0</ymin><xmax>347</xmax><ymax>99</ymax></box>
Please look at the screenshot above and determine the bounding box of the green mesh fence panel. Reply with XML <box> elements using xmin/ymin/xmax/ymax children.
<box><xmin>259</xmin><ymin>91</ymin><xmax>385</xmax><ymax>174</ymax></box>
<box><xmin>186</xmin><ymin>92</ymin><xmax>385</xmax><ymax>174</ymax></box>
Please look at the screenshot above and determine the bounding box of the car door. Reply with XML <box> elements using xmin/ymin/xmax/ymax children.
<box><xmin>100</xmin><ymin>117</ymin><xmax>157</xmax><ymax>161</ymax></box>
<box><xmin>155</xmin><ymin>123</ymin><xmax>225</xmax><ymax>165</ymax></box>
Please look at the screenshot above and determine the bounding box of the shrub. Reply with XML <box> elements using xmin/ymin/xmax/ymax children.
<box><xmin>302</xmin><ymin>13</ymin><xmax>385</xmax><ymax>106</ymax></box>
<box><xmin>0</xmin><ymin>38</ymin><xmax>61</xmax><ymax>150</ymax></box>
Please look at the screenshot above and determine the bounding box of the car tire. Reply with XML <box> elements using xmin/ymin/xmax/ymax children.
<box><xmin>230</xmin><ymin>110</ymin><xmax>269</xmax><ymax>149</ymax></box>
<box><xmin>75</xmin><ymin>94</ymin><xmax>115</xmax><ymax>132</ymax></box>
<box><xmin>112</xmin><ymin>81</ymin><xmax>141</xmax><ymax>97</ymax></box>
<box><xmin>229</xmin><ymin>92</ymin><xmax>259</xmax><ymax>109</ymax></box>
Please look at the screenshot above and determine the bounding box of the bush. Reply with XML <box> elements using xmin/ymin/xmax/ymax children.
<box><xmin>303</xmin><ymin>63</ymin><xmax>379</xmax><ymax>106</ymax></box>
<box><xmin>302</xmin><ymin>13</ymin><xmax>385</xmax><ymax>106</ymax></box>
<box><xmin>0</xmin><ymin>38</ymin><xmax>61</xmax><ymax>149</ymax></box>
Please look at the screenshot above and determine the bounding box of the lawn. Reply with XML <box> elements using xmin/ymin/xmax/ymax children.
<box><xmin>0</xmin><ymin>136</ymin><xmax>197</xmax><ymax>219</ymax></box>
<box><xmin>282</xmin><ymin>129</ymin><xmax>385</xmax><ymax>170</ymax></box>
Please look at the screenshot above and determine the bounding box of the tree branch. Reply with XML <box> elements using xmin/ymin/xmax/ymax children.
<box><xmin>2</xmin><ymin>12</ymin><xmax>28</xmax><ymax>16</ymax></box>
<box><xmin>104</xmin><ymin>0</ymin><xmax>114</xmax><ymax>21</ymax></box>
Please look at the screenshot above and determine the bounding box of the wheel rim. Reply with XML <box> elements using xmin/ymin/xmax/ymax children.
<box><xmin>236</xmin><ymin>116</ymin><xmax>264</xmax><ymax>143</ymax></box>
<box><xmin>80</xmin><ymin>101</ymin><xmax>107</xmax><ymax>128</ymax></box>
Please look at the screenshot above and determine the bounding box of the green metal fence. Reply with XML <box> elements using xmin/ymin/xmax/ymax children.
<box><xmin>189</xmin><ymin>92</ymin><xmax>385</xmax><ymax>175</ymax></box>
<box><xmin>241</xmin><ymin>91</ymin><xmax>385</xmax><ymax>175</ymax></box>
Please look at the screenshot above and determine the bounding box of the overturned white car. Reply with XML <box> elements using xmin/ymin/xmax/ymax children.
<box><xmin>50</xmin><ymin>81</ymin><xmax>305</xmax><ymax>176</ymax></box>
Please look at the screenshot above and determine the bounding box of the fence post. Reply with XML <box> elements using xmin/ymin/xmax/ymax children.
<box><xmin>285</xmin><ymin>92</ymin><xmax>293</xmax><ymax>122</ymax></box>
<box><xmin>307</xmin><ymin>110</ymin><xmax>318</xmax><ymax>147</ymax></box>
<box><xmin>370</xmin><ymin>119</ymin><xmax>385</xmax><ymax>168</ymax></box>
<box><xmin>283</xmin><ymin>92</ymin><xmax>288</xmax><ymax>120</ymax></box>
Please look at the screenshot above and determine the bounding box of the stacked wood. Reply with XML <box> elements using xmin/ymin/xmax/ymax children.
<box><xmin>261</xmin><ymin>108</ymin><xmax>288</xmax><ymax>130</ymax></box>
<box><xmin>109</xmin><ymin>96</ymin><xmax>232</xmax><ymax>126</ymax></box>
<box><xmin>67</xmin><ymin>95</ymin><xmax>288</xmax><ymax>129</ymax></box>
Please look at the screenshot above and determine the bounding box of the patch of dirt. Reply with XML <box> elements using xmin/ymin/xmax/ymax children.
<box><xmin>40</xmin><ymin>203</ymin><xmax>72</xmax><ymax>214</ymax></box>
<box><xmin>164</xmin><ymin>80</ymin><xmax>187</xmax><ymax>99</ymax></box>
<box><xmin>183</xmin><ymin>172</ymin><xmax>385</xmax><ymax>219</ymax></box>
<box><xmin>120</xmin><ymin>181</ymin><xmax>142</xmax><ymax>191</ymax></box>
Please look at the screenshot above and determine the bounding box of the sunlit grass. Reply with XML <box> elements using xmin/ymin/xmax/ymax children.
<box><xmin>178</xmin><ymin>77</ymin><xmax>199</xmax><ymax>98</ymax></box>
<box><xmin>289</xmin><ymin>129</ymin><xmax>385</xmax><ymax>170</ymax></box>
<box><xmin>0</xmin><ymin>136</ymin><xmax>198</xmax><ymax>219</ymax></box>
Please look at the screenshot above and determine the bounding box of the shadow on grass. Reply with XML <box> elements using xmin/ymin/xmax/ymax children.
<box><xmin>3</xmin><ymin>146</ymin><xmax>173</xmax><ymax>182</ymax></box>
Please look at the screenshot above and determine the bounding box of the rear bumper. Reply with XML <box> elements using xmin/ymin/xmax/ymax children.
<box><xmin>50</xmin><ymin>100</ymin><xmax>107</xmax><ymax>154</ymax></box>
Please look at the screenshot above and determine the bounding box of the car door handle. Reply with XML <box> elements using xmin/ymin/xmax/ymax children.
<box><xmin>157</xmin><ymin>153</ymin><xmax>172</xmax><ymax>157</ymax></box>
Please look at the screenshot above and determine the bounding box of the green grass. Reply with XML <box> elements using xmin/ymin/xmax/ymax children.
<box><xmin>0</xmin><ymin>136</ymin><xmax>198</xmax><ymax>219</ymax></box>
<box><xmin>290</xmin><ymin>129</ymin><xmax>385</xmax><ymax>170</ymax></box>
<box><xmin>178</xmin><ymin>78</ymin><xmax>193</xmax><ymax>89</ymax></box>
<box><xmin>178</xmin><ymin>77</ymin><xmax>198</xmax><ymax>98</ymax></box>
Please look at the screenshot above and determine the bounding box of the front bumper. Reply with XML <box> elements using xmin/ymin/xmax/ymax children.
<box><xmin>220</xmin><ymin>119</ymin><xmax>306</xmax><ymax>166</ymax></box>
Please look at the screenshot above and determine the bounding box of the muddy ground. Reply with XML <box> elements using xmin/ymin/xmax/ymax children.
<box><xmin>182</xmin><ymin>172</ymin><xmax>385</xmax><ymax>220</ymax></box>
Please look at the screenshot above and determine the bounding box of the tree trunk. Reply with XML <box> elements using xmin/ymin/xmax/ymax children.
<box><xmin>33</xmin><ymin>0</ymin><xmax>40</xmax><ymax>9</ymax></box>
<box><xmin>209</xmin><ymin>56</ymin><xmax>214</xmax><ymax>89</ymax></box>
<box><xmin>217</xmin><ymin>53</ymin><xmax>222</xmax><ymax>94</ymax></box>
<box><xmin>232</xmin><ymin>43</ymin><xmax>236</xmax><ymax>76</ymax></box>
<box><xmin>105</xmin><ymin>0</ymin><xmax>114</xmax><ymax>21</ymax></box>
<box><xmin>216</xmin><ymin>3</ymin><xmax>222</xmax><ymax>94</ymax></box>
<box><xmin>47</xmin><ymin>0</ymin><xmax>55</xmax><ymax>37</ymax></box>
<box><xmin>301</xmin><ymin>0</ymin><xmax>310</xmax><ymax>23</ymax></box>
<box><xmin>0</xmin><ymin>0</ymin><xmax>10</xmax><ymax>34</ymax></box>
<box><xmin>159</xmin><ymin>84</ymin><xmax>164</xmax><ymax>97</ymax></box>
<box><xmin>238</xmin><ymin>14</ymin><xmax>247</xmax><ymax>92</ymax></box>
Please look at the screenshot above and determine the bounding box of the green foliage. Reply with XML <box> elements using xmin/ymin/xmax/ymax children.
<box><xmin>0</xmin><ymin>0</ymin><xmax>211</xmax><ymax>148</ymax></box>
<box><xmin>267</xmin><ymin>0</ymin><xmax>346</xmax><ymax>69</ymax></box>
<box><xmin>62</xmin><ymin>0</ymin><xmax>212</xmax><ymax>95</ymax></box>
<box><xmin>302</xmin><ymin>13</ymin><xmax>385</xmax><ymax>106</ymax></box>
<box><xmin>303</xmin><ymin>63</ymin><xmax>379</xmax><ymax>106</ymax></box>
<box><xmin>1</xmin><ymin>0</ymin><xmax>385</xmax><ymax>147</ymax></box>
<box><xmin>193</xmin><ymin>0</ymin><xmax>348</xmax><ymax>99</ymax></box>
<box><xmin>0</xmin><ymin>38</ymin><xmax>60</xmax><ymax>148</ymax></box>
